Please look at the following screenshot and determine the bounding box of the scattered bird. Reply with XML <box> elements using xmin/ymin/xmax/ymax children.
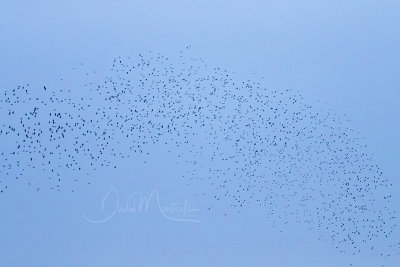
<box><xmin>0</xmin><ymin>49</ymin><xmax>397</xmax><ymax>259</ymax></box>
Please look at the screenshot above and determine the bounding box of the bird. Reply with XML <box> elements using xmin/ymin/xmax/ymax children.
<box><xmin>0</xmin><ymin>49</ymin><xmax>397</xmax><ymax>260</ymax></box>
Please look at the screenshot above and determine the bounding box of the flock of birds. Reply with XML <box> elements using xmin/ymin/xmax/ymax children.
<box><xmin>0</xmin><ymin>49</ymin><xmax>397</xmax><ymax>260</ymax></box>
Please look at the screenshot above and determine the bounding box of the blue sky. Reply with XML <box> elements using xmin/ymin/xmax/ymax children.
<box><xmin>1</xmin><ymin>1</ymin><xmax>400</xmax><ymax>266</ymax></box>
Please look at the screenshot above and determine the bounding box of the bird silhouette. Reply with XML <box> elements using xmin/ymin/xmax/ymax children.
<box><xmin>0</xmin><ymin>49</ymin><xmax>397</xmax><ymax>260</ymax></box>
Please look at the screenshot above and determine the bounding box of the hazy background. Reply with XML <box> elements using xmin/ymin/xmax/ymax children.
<box><xmin>0</xmin><ymin>1</ymin><xmax>399</xmax><ymax>266</ymax></box>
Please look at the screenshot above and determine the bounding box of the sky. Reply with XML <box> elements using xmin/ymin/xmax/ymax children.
<box><xmin>1</xmin><ymin>1</ymin><xmax>400</xmax><ymax>266</ymax></box>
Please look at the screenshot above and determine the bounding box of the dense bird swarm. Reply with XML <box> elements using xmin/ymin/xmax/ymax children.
<box><xmin>0</xmin><ymin>49</ymin><xmax>397</xmax><ymax>259</ymax></box>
